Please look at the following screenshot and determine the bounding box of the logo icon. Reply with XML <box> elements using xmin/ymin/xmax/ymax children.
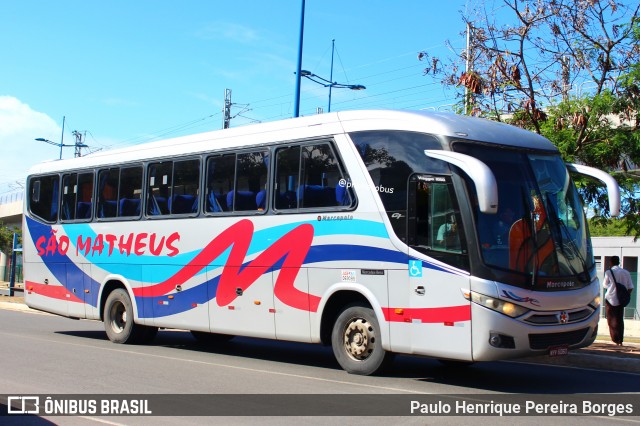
<box><xmin>558</xmin><ymin>311</ymin><xmax>569</xmax><ymax>324</ymax></box>
<box><xmin>409</xmin><ymin>260</ymin><xmax>423</xmax><ymax>277</ymax></box>
<box><xmin>8</xmin><ymin>396</ymin><xmax>40</xmax><ymax>414</ymax></box>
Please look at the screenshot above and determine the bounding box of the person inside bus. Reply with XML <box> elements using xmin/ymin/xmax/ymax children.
<box><xmin>508</xmin><ymin>194</ymin><xmax>554</xmax><ymax>273</ymax></box>
<box><xmin>436</xmin><ymin>213</ymin><xmax>459</xmax><ymax>249</ymax></box>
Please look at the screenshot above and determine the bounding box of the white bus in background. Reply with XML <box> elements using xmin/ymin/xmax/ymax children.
<box><xmin>23</xmin><ymin>110</ymin><xmax>620</xmax><ymax>375</ymax></box>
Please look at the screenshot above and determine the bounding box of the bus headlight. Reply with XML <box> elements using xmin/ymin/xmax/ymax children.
<box><xmin>470</xmin><ymin>291</ymin><xmax>529</xmax><ymax>318</ymax></box>
<box><xmin>590</xmin><ymin>295</ymin><xmax>601</xmax><ymax>309</ymax></box>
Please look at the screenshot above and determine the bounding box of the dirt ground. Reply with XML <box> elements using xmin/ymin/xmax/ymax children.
<box><xmin>0</xmin><ymin>295</ymin><xmax>25</xmax><ymax>304</ymax></box>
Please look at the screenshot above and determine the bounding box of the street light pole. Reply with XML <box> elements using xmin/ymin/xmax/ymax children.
<box><xmin>300</xmin><ymin>67</ymin><xmax>366</xmax><ymax>113</ymax></box>
<box><xmin>328</xmin><ymin>39</ymin><xmax>335</xmax><ymax>113</ymax></box>
<box><xmin>59</xmin><ymin>116</ymin><xmax>65</xmax><ymax>160</ymax></box>
<box><xmin>293</xmin><ymin>0</ymin><xmax>305</xmax><ymax>118</ymax></box>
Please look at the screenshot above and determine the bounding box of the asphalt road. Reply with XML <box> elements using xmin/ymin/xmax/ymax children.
<box><xmin>0</xmin><ymin>308</ymin><xmax>638</xmax><ymax>425</ymax></box>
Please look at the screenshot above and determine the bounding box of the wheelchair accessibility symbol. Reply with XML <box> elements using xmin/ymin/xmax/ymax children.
<box><xmin>409</xmin><ymin>260</ymin><xmax>423</xmax><ymax>277</ymax></box>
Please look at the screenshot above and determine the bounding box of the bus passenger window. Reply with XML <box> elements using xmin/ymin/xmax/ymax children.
<box><xmin>59</xmin><ymin>172</ymin><xmax>93</xmax><ymax>221</ymax></box>
<box><xmin>118</xmin><ymin>166</ymin><xmax>142</xmax><ymax>217</ymax></box>
<box><xmin>206</xmin><ymin>154</ymin><xmax>235</xmax><ymax>213</ymax></box>
<box><xmin>61</xmin><ymin>174</ymin><xmax>78</xmax><ymax>221</ymax></box>
<box><xmin>171</xmin><ymin>159</ymin><xmax>200</xmax><ymax>214</ymax></box>
<box><xmin>300</xmin><ymin>144</ymin><xmax>349</xmax><ymax>208</ymax></box>
<box><xmin>232</xmin><ymin>151</ymin><xmax>268</xmax><ymax>212</ymax></box>
<box><xmin>147</xmin><ymin>162</ymin><xmax>172</xmax><ymax>216</ymax></box>
<box><xmin>29</xmin><ymin>175</ymin><xmax>59</xmax><ymax>223</ymax></box>
<box><xmin>98</xmin><ymin>168</ymin><xmax>119</xmax><ymax>218</ymax></box>
<box><xmin>76</xmin><ymin>172</ymin><xmax>94</xmax><ymax>220</ymax></box>
<box><xmin>273</xmin><ymin>142</ymin><xmax>352</xmax><ymax>211</ymax></box>
<box><xmin>274</xmin><ymin>146</ymin><xmax>300</xmax><ymax>210</ymax></box>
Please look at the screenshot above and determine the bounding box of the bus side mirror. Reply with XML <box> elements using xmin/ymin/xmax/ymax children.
<box><xmin>424</xmin><ymin>150</ymin><xmax>498</xmax><ymax>214</ymax></box>
<box><xmin>566</xmin><ymin>163</ymin><xmax>620</xmax><ymax>217</ymax></box>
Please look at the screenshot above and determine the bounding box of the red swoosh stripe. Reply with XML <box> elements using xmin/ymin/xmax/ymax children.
<box><xmin>26</xmin><ymin>280</ymin><xmax>84</xmax><ymax>303</ymax></box>
<box><xmin>134</xmin><ymin>219</ymin><xmax>320</xmax><ymax>312</ymax></box>
<box><xmin>383</xmin><ymin>305</ymin><xmax>471</xmax><ymax>323</ymax></box>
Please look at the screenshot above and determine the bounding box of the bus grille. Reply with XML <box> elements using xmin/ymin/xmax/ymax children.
<box><xmin>528</xmin><ymin>328</ymin><xmax>589</xmax><ymax>350</ymax></box>
<box><xmin>524</xmin><ymin>308</ymin><xmax>594</xmax><ymax>325</ymax></box>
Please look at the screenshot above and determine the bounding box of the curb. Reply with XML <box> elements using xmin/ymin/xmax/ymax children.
<box><xmin>517</xmin><ymin>344</ymin><xmax>640</xmax><ymax>374</ymax></box>
<box><xmin>0</xmin><ymin>301</ymin><xmax>50</xmax><ymax>315</ymax></box>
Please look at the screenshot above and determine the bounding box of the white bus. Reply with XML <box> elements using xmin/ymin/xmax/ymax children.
<box><xmin>23</xmin><ymin>110</ymin><xmax>620</xmax><ymax>375</ymax></box>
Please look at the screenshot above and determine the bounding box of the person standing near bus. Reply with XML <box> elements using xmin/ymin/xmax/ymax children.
<box><xmin>602</xmin><ymin>256</ymin><xmax>634</xmax><ymax>346</ymax></box>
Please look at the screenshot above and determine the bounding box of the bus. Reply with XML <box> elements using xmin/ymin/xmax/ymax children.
<box><xmin>23</xmin><ymin>110</ymin><xmax>620</xmax><ymax>375</ymax></box>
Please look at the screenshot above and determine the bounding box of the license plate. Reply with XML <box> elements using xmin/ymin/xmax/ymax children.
<box><xmin>549</xmin><ymin>345</ymin><xmax>569</xmax><ymax>357</ymax></box>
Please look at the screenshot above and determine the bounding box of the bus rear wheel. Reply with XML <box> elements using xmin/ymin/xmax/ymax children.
<box><xmin>104</xmin><ymin>288</ymin><xmax>157</xmax><ymax>344</ymax></box>
<box><xmin>331</xmin><ymin>303</ymin><xmax>393</xmax><ymax>375</ymax></box>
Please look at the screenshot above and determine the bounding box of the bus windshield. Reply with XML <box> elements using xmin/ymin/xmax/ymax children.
<box><xmin>455</xmin><ymin>143</ymin><xmax>593</xmax><ymax>283</ymax></box>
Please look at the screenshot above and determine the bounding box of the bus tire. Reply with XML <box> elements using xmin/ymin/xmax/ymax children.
<box><xmin>104</xmin><ymin>288</ymin><xmax>147</xmax><ymax>344</ymax></box>
<box><xmin>331</xmin><ymin>303</ymin><xmax>393</xmax><ymax>375</ymax></box>
<box><xmin>139</xmin><ymin>325</ymin><xmax>159</xmax><ymax>344</ymax></box>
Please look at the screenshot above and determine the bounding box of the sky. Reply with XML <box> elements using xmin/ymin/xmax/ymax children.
<box><xmin>0</xmin><ymin>0</ymin><xmax>475</xmax><ymax>195</ymax></box>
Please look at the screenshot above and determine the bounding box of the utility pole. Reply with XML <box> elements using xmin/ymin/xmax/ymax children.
<box><xmin>60</xmin><ymin>116</ymin><xmax>66</xmax><ymax>160</ymax></box>
<box><xmin>293</xmin><ymin>0</ymin><xmax>306</xmax><ymax>117</ymax></box>
<box><xmin>71</xmin><ymin>130</ymin><xmax>88</xmax><ymax>157</ymax></box>
<box><xmin>223</xmin><ymin>89</ymin><xmax>232</xmax><ymax>129</ymax></box>
<box><xmin>328</xmin><ymin>39</ymin><xmax>335</xmax><ymax>113</ymax></box>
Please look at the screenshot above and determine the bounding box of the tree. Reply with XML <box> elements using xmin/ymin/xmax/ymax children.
<box><xmin>420</xmin><ymin>0</ymin><xmax>640</xmax><ymax>236</ymax></box>
<box><xmin>0</xmin><ymin>222</ymin><xmax>20</xmax><ymax>256</ymax></box>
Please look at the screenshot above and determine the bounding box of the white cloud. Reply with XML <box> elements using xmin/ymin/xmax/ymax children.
<box><xmin>0</xmin><ymin>96</ymin><xmax>62</xmax><ymax>194</ymax></box>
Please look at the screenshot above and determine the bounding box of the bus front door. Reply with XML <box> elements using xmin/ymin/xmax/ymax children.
<box><xmin>406</xmin><ymin>174</ymin><xmax>473</xmax><ymax>360</ymax></box>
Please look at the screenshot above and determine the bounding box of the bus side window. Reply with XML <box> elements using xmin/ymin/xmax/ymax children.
<box><xmin>119</xmin><ymin>166</ymin><xmax>142</xmax><ymax>217</ymax></box>
<box><xmin>98</xmin><ymin>168</ymin><xmax>119</xmax><ymax>219</ymax></box>
<box><xmin>171</xmin><ymin>159</ymin><xmax>200</xmax><ymax>214</ymax></box>
<box><xmin>274</xmin><ymin>146</ymin><xmax>300</xmax><ymax>210</ymax></box>
<box><xmin>147</xmin><ymin>162</ymin><xmax>172</xmax><ymax>216</ymax></box>
<box><xmin>29</xmin><ymin>175</ymin><xmax>59</xmax><ymax>223</ymax></box>
<box><xmin>205</xmin><ymin>154</ymin><xmax>235</xmax><ymax>213</ymax></box>
<box><xmin>61</xmin><ymin>173</ymin><xmax>78</xmax><ymax>221</ymax></box>
<box><xmin>408</xmin><ymin>175</ymin><xmax>468</xmax><ymax>270</ymax></box>
<box><xmin>273</xmin><ymin>142</ymin><xmax>353</xmax><ymax>211</ymax></box>
<box><xmin>76</xmin><ymin>172</ymin><xmax>94</xmax><ymax>220</ymax></box>
<box><xmin>431</xmin><ymin>183</ymin><xmax>460</xmax><ymax>251</ymax></box>
<box><xmin>300</xmin><ymin>143</ymin><xmax>351</xmax><ymax>208</ymax></box>
<box><xmin>232</xmin><ymin>151</ymin><xmax>268</xmax><ymax>212</ymax></box>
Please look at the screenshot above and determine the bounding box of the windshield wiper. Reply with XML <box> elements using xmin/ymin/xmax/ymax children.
<box><xmin>519</xmin><ymin>188</ymin><xmax>538</xmax><ymax>287</ymax></box>
<box><xmin>543</xmin><ymin>194</ymin><xmax>589</xmax><ymax>282</ymax></box>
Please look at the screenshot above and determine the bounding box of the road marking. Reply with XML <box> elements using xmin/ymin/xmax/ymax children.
<box><xmin>77</xmin><ymin>416</ymin><xmax>128</xmax><ymax>426</ymax></box>
<box><xmin>0</xmin><ymin>329</ymin><xmax>429</xmax><ymax>394</ymax></box>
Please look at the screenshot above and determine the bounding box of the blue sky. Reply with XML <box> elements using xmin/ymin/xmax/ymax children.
<box><xmin>0</xmin><ymin>0</ymin><xmax>473</xmax><ymax>195</ymax></box>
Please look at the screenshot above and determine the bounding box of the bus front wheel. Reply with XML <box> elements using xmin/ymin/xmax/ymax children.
<box><xmin>331</xmin><ymin>303</ymin><xmax>393</xmax><ymax>375</ymax></box>
<box><xmin>104</xmin><ymin>288</ymin><xmax>156</xmax><ymax>344</ymax></box>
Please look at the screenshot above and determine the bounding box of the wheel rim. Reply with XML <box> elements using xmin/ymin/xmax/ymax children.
<box><xmin>343</xmin><ymin>317</ymin><xmax>375</xmax><ymax>361</ymax></box>
<box><xmin>109</xmin><ymin>301</ymin><xmax>127</xmax><ymax>334</ymax></box>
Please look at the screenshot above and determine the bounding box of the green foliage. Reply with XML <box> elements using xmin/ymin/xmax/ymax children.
<box><xmin>588</xmin><ymin>218</ymin><xmax>630</xmax><ymax>237</ymax></box>
<box><xmin>0</xmin><ymin>222</ymin><xmax>20</xmax><ymax>255</ymax></box>
<box><xmin>420</xmin><ymin>3</ymin><xmax>640</xmax><ymax>239</ymax></box>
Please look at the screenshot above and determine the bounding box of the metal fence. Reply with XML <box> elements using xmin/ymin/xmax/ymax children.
<box><xmin>0</xmin><ymin>191</ymin><xmax>23</xmax><ymax>206</ymax></box>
